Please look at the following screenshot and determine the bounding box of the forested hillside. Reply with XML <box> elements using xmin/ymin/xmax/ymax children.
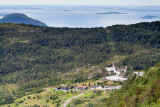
<box><xmin>106</xmin><ymin>63</ymin><xmax>160</xmax><ymax>107</ymax></box>
<box><xmin>0</xmin><ymin>21</ymin><xmax>160</xmax><ymax>105</ymax></box>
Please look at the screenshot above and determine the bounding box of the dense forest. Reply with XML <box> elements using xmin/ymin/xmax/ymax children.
<box><xmin>0</xmin><ymin>21</ymin><xmax>160</xmax><ymax>105</ymax></box>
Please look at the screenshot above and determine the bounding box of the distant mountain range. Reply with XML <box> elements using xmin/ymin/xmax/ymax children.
<box><xmin>0</xmin><ymin>13</ymin><xmax>47</xmax><ymax>27</ymax></box>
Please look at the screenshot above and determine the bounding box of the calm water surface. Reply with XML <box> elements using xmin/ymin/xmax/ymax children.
<box><xmin>0</xmin><ymin>5</ymin><xmax>160</xmax><ymax>27</ymax></box>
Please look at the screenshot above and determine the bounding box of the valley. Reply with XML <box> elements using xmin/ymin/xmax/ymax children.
<box><xmin>3</xmin><ymin>73</ymin><xmax>122</xmax><ymax>107</ymax></box>
<box><xmin>1</xmin><ymin>21</ymin><xmax>160</xmax><ymax>106</ymax></box>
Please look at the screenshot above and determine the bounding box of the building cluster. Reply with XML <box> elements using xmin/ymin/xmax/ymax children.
<box><xmin>54</xmin><ymin>84</ymin><xmax>88</xmax><ymax>92</ymax></box>
<box><xmin>93</xmin><ymin>85</ymin><xmax>122</xmax><ymax>91</ymax></box>
<box><xmin>105</xmin><ymin>64</ymin><xmax>127</xmax><ymax>75</ymax></box>
<box><xmin>103</xmin><ymin>64</ymin><xmax>128</xmax><ymax>82</ymax></box>
<box><xmin>101</xmin><ymin>76</ymin><xmax>127</xmax><ymax>82</ymax></box>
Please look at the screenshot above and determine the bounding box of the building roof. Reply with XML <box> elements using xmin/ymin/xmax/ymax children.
<box><xmin>78</xmin><ymin>86</ymin><xmax>87</xmax><ymax>88</ymax></box>
<box><xmin>60</xmin><ymin>85</ymin><xmax>68</xmax><ymax>87</ymax></box>
<box><xmin>97</xmin><ymin>80</ymin><xmax>103</xmax><ymax>83</ymax></box>
<box><xmin>72</xmin><ymin>84</ymin><xmax>78</xmax><ymax>86</ymax></box>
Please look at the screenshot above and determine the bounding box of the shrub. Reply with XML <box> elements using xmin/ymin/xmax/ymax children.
<box><xmin>18</xmin><ymin>100</ymin><xmax>24</xmax><ymax>103</ymax></box>
<box><xmin>73</xmin><ymin>99</ymin><xmax>86</xmax><ymax>105</ymax></box>
<box><xmin>50</xmin><ymin>96</ymin><xmax>58</xmax><ymax>100</ymax></box>
<box><xmin>90</xmin><ymin>94</ymin><xmax>95</xmax><ymax>99</ymax></box>
<box><xmin>55</xmin><ymin>100</ymin><xmax>61</xmax><ymax>103</ymax></box>
<box><xmin>86</xmin><ymin>103</ymin><xmax>94</xmax><ymax>107</ymax></box>
<box><xmin>119</xmin><ymin>101</ymin><xmax>126</xmax><ymax>107</ymax></box>
<box><xmin>15</xmin><ymin>103</ymin><xmax>19</xmax><ymax>106</ymax></box>
<box><xmin>28</xmin><ymin>96</ymin><xmax>31</xmax><ymax>99</ymax></box>
<box><xmin>37</xmin><ymin>95</ymin><xmax>42</xmax><ymax>99</ymax></box>
<box><xmin>56</xmin><ymin>103</ymin><xmax>60</xmax><ymax>107</ymax></box>
<box><xmin>36</xmin><ymin>89</ymin><xmax>43</xmax><ymax>93</ymax></box>
<box><xmin>46</xmin><ymin>100</ymin><xmax>49</xmax><ymax>103</ymax></box>
<box><xmin>96</xmin><ymin>90</ymin><xmax>102</xmax><ymax>96</ymax></box>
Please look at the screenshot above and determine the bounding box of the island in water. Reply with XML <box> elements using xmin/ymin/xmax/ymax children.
<box><xmin>64</xmin><ymin>10</ymin><xmax>72</xmax><ymax>11</ymax></box>
<box><xmin>0</xmin><ymin>13</ymin><xmax>48</xmax><ymax>27</ymax></box>
<box><xmin>96</xmin><ymin>11</ymin><xmax>128</xmax><ymax>14</ymax></box>
<box><xmin>142</xmin><ymin>15</ymin><xmax>159</xmax><ymax>19</ymax></box>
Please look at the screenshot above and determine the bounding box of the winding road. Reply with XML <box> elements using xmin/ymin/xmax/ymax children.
<box><xmin>63</xmin><ymin>88</ymin><xmax>93</xmax><ymax>107</ymax></box>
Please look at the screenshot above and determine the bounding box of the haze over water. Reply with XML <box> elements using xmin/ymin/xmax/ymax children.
<box><xmin>0</xmin><ymin>5</ymin><xmax>160</xmax><ymax>27</ymax></box>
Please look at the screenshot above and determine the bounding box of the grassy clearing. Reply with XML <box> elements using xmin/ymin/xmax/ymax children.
<box><xmin>68</xmin><ymin>89</ymin><xmax>110</xmax><ymax>107</ymax></box>
<box><xmin>3</xmin><ymin>86</ymin><xmax>84</xmax><ymax>107</ymax></box>
<box><xmin>2</xmin><ymin>80</ymin><xmax>117</xmax><ymax>107</ymax></box>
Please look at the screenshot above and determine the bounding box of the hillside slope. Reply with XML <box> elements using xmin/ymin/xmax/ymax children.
<box><xmin>0</xmin><ymin>22</ymin><xmax>160</xmax><ymax>85</ymax></box>
<box><xmin>0</xmin><ymin>21</ymin><xmax>160</xmax><ymax>105</ymax></box>
<box><xmin>0</xmin><ymin>13</ymin><xmax>47</xmax><ymax>27</ymax></box>
<box><xmin>106</xmin><ymin>63</ymin><xmax>160</xmax><ymax>107</ymax></box>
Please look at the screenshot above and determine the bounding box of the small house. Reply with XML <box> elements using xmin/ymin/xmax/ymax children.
<box><xmin>78</xmin><ymin>86</ymin><xmax>88</xmax><ymax>90</ymax></box>
<box><xmin>59</xmin><ymin>85</ymin><xmax>69</xmax><ymax>91</ymax></box>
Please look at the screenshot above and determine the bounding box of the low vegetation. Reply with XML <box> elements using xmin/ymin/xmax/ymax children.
<box><xmin>68</xmin><ymin>90</ymin><xmax>109</xmax><ymax>107</ymax></box>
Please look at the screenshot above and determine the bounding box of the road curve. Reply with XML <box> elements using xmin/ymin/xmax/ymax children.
<box><xmin>63</xmin><ymin>88</ymin><xmax>93</xmax><ymax>107</ymax></box>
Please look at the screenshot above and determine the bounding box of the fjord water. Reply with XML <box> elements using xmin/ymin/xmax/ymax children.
<box><xmin>0</xmin><ymin>5</ymin><xmax>160</xmax><ymax>27</ymax></box>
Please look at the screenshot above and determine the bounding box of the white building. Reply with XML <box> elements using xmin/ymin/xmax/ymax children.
<box><xmin>134</xmin><ymin>72</ymin><xmax>144</xmax><ymax>76</ymax></box>
<box><xmin>105</xmin><ymin>66</ymin><xmax>117</xmax><ymax>73</ymax></box>
<box><xmin>106</xmin><ymin>86</ymin><xmax>122</xmax><ymax>90</ymax></box>
<box><xmin>105</xmin><ymin>75</ymin><xmax>127</xmax><ymax>82</ymax></box>
<box><xmin>105</xmin><ymin>64</ymin><xmax>127</xmax><ymax>75</ymax></box>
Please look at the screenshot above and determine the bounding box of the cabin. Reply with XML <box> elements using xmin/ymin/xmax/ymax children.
<box><xmin>59</xmin><ymin>85</ymin><xmax>69</xmax><ymax>91</ymax></box>
<box><xmin>78</xmin><ymin>86</ymin><xmax>88</xmax><ymax>90</ymax></box>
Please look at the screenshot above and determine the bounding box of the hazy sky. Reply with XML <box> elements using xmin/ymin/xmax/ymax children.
<box><xmin>0</xmin><ymin>0</ymin><xmax>160</xmax><ymax>5</ymax></box>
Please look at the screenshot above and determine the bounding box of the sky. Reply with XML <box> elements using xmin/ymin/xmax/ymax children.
<box><xmin>0</xmin><ymin>0</ymin><xmax>160</xmax><ymax>5</ymax></box>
